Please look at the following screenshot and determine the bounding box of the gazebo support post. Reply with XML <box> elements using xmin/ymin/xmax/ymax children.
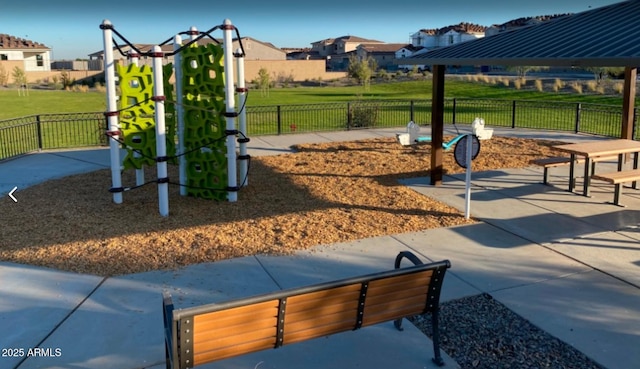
<box><xmin>430</xmin><ymin>64</ymin><xmax>445</xmax><ymax>186</ymax></box>
<box><xmin>621</xmin><ymin>66</ymin><xmax>637</xmax><ymax>140</ymax></box>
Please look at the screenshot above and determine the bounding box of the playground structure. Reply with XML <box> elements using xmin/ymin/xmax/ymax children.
<box><xmin>100</xmin><ymin>19</ymin><xmax>249</xmax><ymax>217</ymax></box>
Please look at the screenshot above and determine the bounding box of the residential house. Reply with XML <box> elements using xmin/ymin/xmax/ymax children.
<box><xmin>395</xmin><ymin>44</ymin><xmax>426</xmax><ymax>71</ymax></box>
<box><xmin>356</xmin><ymin>43</ymin><xmax>413</xmax><ymax>71</ymax></box>
<box><xmin>310</xmin><ymin>35</ymin><xmax>384</xmax><ymax>71</ymax></box>
<box><xmin>0</xmin><ymin>34</ymin><xmax>51</xmax><ymax>72</ymax></box>
<box><xmin>283</xmin><ymin>47</ymin><xmax>321</xmax><ymax>60</ymax></box>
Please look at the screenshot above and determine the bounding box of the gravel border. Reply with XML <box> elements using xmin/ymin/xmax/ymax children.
<box><xmin>409</xmin><ymin>293</ymin><xmax>604</xmax><ymax>369</ymax></box>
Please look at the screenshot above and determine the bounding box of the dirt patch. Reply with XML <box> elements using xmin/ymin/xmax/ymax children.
<box><xmin>0</xmin><ymin>135</ymin><xmax>562</xmax><ymax>276</ymax></box>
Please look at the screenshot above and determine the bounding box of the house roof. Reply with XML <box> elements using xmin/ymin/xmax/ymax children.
<box><xmin>0</xmin><ymin>34</ymin><xmax>50</xmax><ymax>50</ymax></box>
<box><xmin>403</xmin><ymin>0</ymin><xmax>640</xmax><ymax>67</ymax></box>
<box><xmin>358</xmin><ymin>43</ymin><xmax>411</xmax><ymax>53</ymax></box>
<box><xmin>311</xmin><ymin>35</ymin><xmax>383</xmax><ymax>45</ymax></box>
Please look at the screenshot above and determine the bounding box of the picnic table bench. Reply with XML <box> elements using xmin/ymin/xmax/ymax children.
<box><xmin>530</xmin><ymin>155</ymin><xmax>618</xmax><ymax>186</ymax></box>
<box><xmin>591</xmin><ymin>169</ymin><xmax>640</xmax><ymax>206</ymax></box>
<box><xmin>163</xmin><ymin>251</ymin><xmax>451</xmax><ymax>368</ymax></box>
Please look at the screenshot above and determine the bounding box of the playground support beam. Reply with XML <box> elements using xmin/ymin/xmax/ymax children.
<box><xmin>236</xmin><ymin>48</ymin><xmax>248</xmax><ymax>186</ymax></box>
<box><xmin>174</xmin><ymin>34</ymin><xmax>187</xmax><ymax>196</ymax></box>
<box><xmin>101</xmin><ymin>19</ymin><xmax>123</xmax><ymax>204</ymax></box>
<box><xmin>152</xmin><ymin>46</ymin><xmax>170</xmax><ymax>217</ymax></box>
<box><xmin>222</xmin><ymin>19</ymin><xmax>238</xmax><ymax>202</ymax></box>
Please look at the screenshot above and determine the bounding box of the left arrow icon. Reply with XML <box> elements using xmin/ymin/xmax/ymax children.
<box><xmin>9</xmin><ymin>186</ymin><xmax>17</xmax><ymax>203</ymax></box>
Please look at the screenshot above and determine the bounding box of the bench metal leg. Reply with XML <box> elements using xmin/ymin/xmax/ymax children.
<box><xmin>431</xmin><ymin>309</ymin><xmax>445</xmax><ymax>366</ymax></box>
<box><xmin>542</xmin><ymin>168</ymin><xmax>549</xmax><ymax>185</ymax></box>
<box><xmin>613</xmin><ymin>183</ymin><xmax>625</xmax><ymax>207</ymax></box>
<box><xmin>583</xmin><ymin>157</ymin><xmax>591</xmax><ymax>196</ymax></box>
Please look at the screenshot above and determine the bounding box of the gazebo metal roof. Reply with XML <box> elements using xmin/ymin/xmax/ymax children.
<box><xmin>403</xmin><ymin>0</ymin><xmax>640</xmax><ymax>67</ymax></box>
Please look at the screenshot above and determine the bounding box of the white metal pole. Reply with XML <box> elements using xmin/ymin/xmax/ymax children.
<box><xmin>235</xmin><ymin>47</ymin><xmax>248</xmax><ymax>187</ymax></box>
<box><xmin>173</xmin><ymin>34</ymin><xmax>187</xmax><ymax>196</ymax></box>
<box><xmin>222</xmin><ymin>19</ymin><xmax>238</xmax><ymax>202</ymax></box>
<box><xmin>101</xmin><ymin>19</ymin><xmax>123</xmax><ymax>204</ymax></box>
<box><xmin>464</xmin><ymin>134</ymin><xmax>472</xmax><ymax>219</ymax></box>
<box><xmin>129</xmin><ymin>50</ymin><xmax>145</xmax><ymax>186</ymax></box>
<box><xmin>152</xmin><ymin>45</ymin><xmax>169</xmax><ymax>217</ymax></box>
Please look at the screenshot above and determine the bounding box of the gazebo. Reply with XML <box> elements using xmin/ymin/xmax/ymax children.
<box><xmin>402</xmin><ymin>0</ymin><xmax>640</xmax><ymax>185</ymax></box>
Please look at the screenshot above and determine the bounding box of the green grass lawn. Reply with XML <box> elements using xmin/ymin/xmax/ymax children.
<box><xmin>0</xmin><ymin>78</ymin><xmax>632</xmax><ymax>121</ymax></box>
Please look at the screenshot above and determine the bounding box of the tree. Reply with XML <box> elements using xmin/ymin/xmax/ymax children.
<box><xmin>255</xmin><ymin>67</ymin><xmax>271</xmax><ymax>97</ymax></box>
<box><xmin>347</xmin><ymin>54</ymin><xmax>377</xmax><ymax>90</ymax></box>
<box><xmin>12</xmin><ymin>66</ymin><xmax>28</xmax><ymax>96</ymax></box>
<box><xmin>0</xmin><ymin>64</ymin><xmax>8</xmax><ymax>86</ymax></box>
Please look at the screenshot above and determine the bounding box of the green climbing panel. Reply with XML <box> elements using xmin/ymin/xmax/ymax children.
<box><xmin>117</xmin><ymin>63</ymin><xmax>176</xmax><ymax>170</ymax></box>
<box><xmin>181</xmin><ymin>43</ymin><xmax>228</xmax><ymax>200</ymax></box>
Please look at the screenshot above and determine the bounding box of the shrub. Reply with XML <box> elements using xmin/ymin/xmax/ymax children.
<box><xmin>553</xmin><ymin>78</ymin><xmax>564</xmax><ymax>91</ymax></box>
<box><xmin>534</xmin><ymin>79</ymin><xmax>543</xmax><ymax>92</ymax></box>
<box><xmin>350</xmin><ymin>102</ymin><xmax>379</xmax><ymax>128</ymax></box>
<box><xmin>571</xmin><ymin>82</ymin><xmax>583</xmax><ymax>94</ymax></box>
<box><xmin>513</xmin><ymin>79</ymin><xmax>522</xmax><ymax>90</ymax></box>
<box><xmin>586</xmin><ymin>80</ymin><xmax>598</xmax><ymax>92</ymax></box>
<box><xmin>613</xmin><ymin>82</ymin><xmax>624</xmax><ymax>94</ymax></box>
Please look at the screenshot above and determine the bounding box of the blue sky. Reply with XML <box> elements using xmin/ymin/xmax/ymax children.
<box><xmin>0</xmin><ymin>0</ymin><xmax>622</xmax><ymax>60</ymax></box>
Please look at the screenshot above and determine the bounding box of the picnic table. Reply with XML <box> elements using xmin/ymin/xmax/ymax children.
<box><xmin>552</xmin><ymin>139</ymin><xmax>640</xmax><ymax>197</ymax></box>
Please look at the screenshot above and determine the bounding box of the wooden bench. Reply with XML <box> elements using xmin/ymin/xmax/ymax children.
<box><xmin>163</xmin><ymin>251</ymin><xmax>451</xmax><ymax>369</ymax></box>
<box><xmin>591</xmin><ymin>169</ymin><xmax>640</xmax><ymax>206</ymax></box>
<box><xmin>530</xmin><ymin>155</ymin><xmax>617</xmax><ymax>185</ymax></box>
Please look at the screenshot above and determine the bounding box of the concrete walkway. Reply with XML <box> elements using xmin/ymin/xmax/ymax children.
<box><xmin>1</xmin><ymin>127</ymin><xmax>639</xmax><ymax>369</ymax></box>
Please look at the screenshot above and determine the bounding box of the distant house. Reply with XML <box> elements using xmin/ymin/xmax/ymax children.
<box><xmin>410</xmin><ymin>23</ymin><xmax>486</xmax><ymax>49</ymax></box>
<box><xmin>0</xmin><ymin>34</ymin><xmax>51</xmax><ymax>71</ymax></box>
<box><xmin>395</xmin><ymin>45</ymin><xmax>426</xmax><ymax>71</ymax></box>
<box><xmin>485</xmin><ymin>14</ymin><xmax>571</xmax><ymax>36</ymax></box>
<box><xmin>310</xmin><ymin>35</ymin><xmax>385</xmax><ymax>71</ymax></box>
<box><xmin>283</xmin><ymin>47</ymin><xmax>321</xmax><ymax>60</ymax></box>
<box><xmin>357</xmin><ymin>43</ymin><xmax>413</xmax><ymax>71</ymax></box>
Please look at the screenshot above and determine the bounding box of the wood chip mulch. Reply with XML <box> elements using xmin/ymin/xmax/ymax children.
<box><xmin>0</xmin><ymin>136</ymin><xmax>562</xmax><ymax>276</ymax></box>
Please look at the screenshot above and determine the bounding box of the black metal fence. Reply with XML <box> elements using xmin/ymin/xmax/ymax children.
<box><xmin>0</xmin><ymin>112</ymin><xmax>106</xmax><ymax>160</ymax></box>
<box><xmin>0</xmin><ymin>99</ymin><xmax>637</xmax><ymax>161</ymax></box>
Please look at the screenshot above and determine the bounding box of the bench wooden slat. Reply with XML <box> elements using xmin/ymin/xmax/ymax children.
<box><xmin>363</xmin><ymin>302</ymin><xmax>428</xmax><ymax>327</ymax></box>
<box><xmin>195</xmin><ymin>299</ymin><xmax>279</xmax><ymax>325</ymax></box>
<box><xmin>195</xmin><ymin>326</ymin><xmax>277</xmax><ymax>355</ymax></box>
<box><xmin>194</xmin><ymin>337</ymin><xmax>278</xmax><ymax>365</ymax></box>
<box><xmin>284</xmin><ymin>318</ymin><xmax>359</xmax><ymax>345</ymax></box>
<box><xmin>285</xmin><ymin>283</ymin><xmax>362</xmax><ymax>314</ymax></box>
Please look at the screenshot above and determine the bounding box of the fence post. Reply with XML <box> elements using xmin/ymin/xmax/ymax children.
<box><xmin>410</xmin><ymin>100</ymin><xmax>414</xmax><ymax>122</ymax></box>
<box><xmin>511</xmin><ymin>100</ymin><xmax>517</xmax><ymax>128</ymax></box>
<box><xmin>574</xmin><ymin>103</ymin><xmax>582</xmax><ymax>133</ymax></box>
<box><xmin>452</xmin><ymin>98</ymin><xmax>457</xmax><ymax>124</ymax></box>
<box><xmin>277</xmin><ymin>105</ymin><xmax>281</xmax><ymax>135</ymax></box>
<box><xmin>347</xmin><ymin>102</ymin><xmax>352</xmax><ymax>130</ymax></box>
<box><xmin>36</xmin><ymin>115</ymin><xmax>43</xmax><ymax>150</ymax></box>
